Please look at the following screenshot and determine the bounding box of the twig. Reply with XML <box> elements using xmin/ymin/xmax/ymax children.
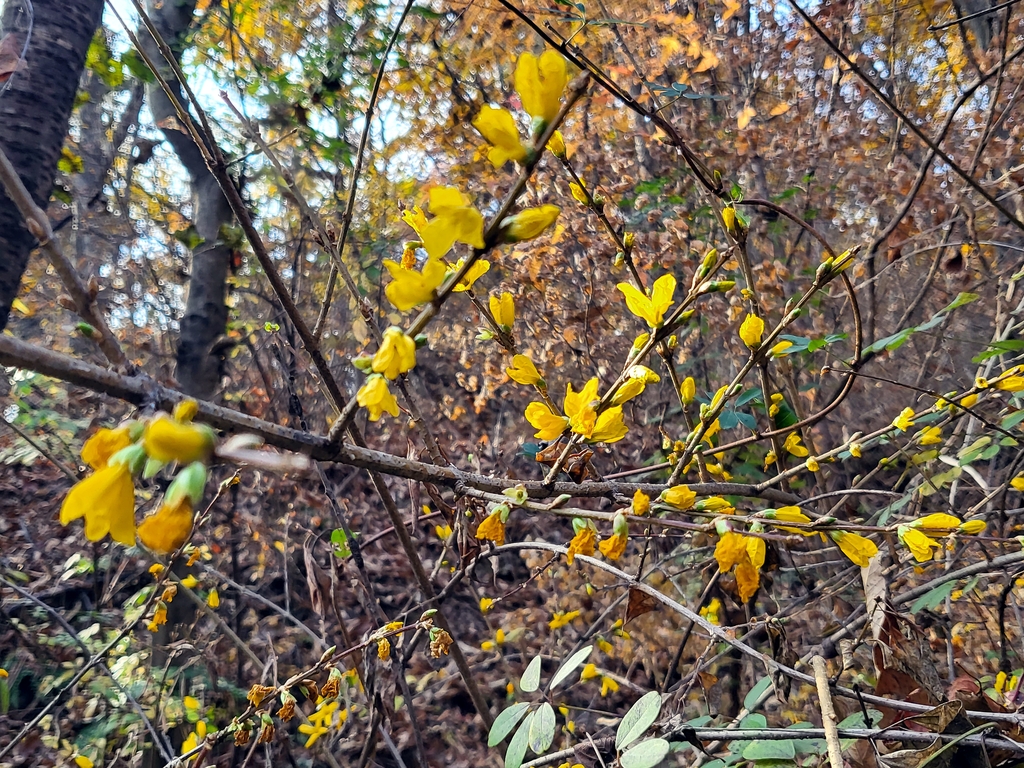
<box><xmin>811</xmin><ymin>656</ymin><xmax>844</xmax><ymax>768</ymax></box>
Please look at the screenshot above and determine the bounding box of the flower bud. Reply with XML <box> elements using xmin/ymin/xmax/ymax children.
<box><xmin>165</xmin><ymin>462</ymin><xmax>208</xmax><ymax>508</ymax></box>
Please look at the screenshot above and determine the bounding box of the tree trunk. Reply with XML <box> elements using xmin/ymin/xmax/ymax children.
<box><xmin>0</xmin><ymin>0</ymin><xmax>105</xmax><ymax>331</ymax></box>
<box><xmin>142</xmin><ymin>0</ymin><xmax>232</xmax><ymax>399</ymax></box>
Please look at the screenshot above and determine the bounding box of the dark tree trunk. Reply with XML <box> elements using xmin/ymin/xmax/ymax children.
<box><xmin>142</xmin><ymin>0</ymin><xmax>232</xmax><ymax>399</ymax></box>
<box><xmin>0</xmin><ymin>0</ymin><xmax>105</xmax><ymax>331</ymax></box>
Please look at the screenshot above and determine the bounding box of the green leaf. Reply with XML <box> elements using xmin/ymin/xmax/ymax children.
<box><xmin>550</xmin><ymin>645</ymin><xmax>593</xmax><ymax>689</ymax></box>
<box><xmin>743</xmin><ymin>676</ymin><xmax>773</xmax><ymax>711</ymax></box>
<box><xmin>520</xmin><ymin>655</ymin><xmax>542</xmax><ymax>693</ymax></box>
<box><xmin>528</xmin><ymin>702</ymin><xmax>556</xmax><ymax>754</ymax></box>
<box><xmin>972</xmin><ymin>339</ymin><xmax>1024</xmax><ymax>363</ymax></box>
<box><xmin>121</xmin><ymin>49</ymin><xmax>155</xmax><ymax>83</ymax></box>
<box><xmin>620</xmin><ymin>738</ymin><xmax>671</xmax><ymax>768</ymax></box>
<box><xmin>864</xmin><ymin>292</ymin><xmax>979</xmax><ymax>355</ymax></box>
<box><xmin>910</xmin><ymin>580</ymin><xmax>956</xmax><ymax>614</ymax></box>
<box><xmin>616</xmin><ymin>690</ymin><xmax>663</xmax><ymax>749</ymax></box>
<box><xmin>505</xmin><ymin>711</ymin><xmax>534</xmax><ymax>768</ymax></box>
<box><xmin>742</xmin><ymin>738</ymin><xmax>796</xmax><ymax>760</ymax></box>
<box><xmin>488</xmin><ymin>702</ymin><xmax>531</xmax><ymax>747</ymax></box>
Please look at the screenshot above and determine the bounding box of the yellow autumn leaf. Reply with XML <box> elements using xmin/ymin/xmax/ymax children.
<box><xmin>769</xmin><ymin>103</ymin><xmax>790</xmax><ymax>116</ymax></box>
<box><xmin>737</xmin><ymin>106</ymin><xmax>756</xmax><ymax>130</ymax></box>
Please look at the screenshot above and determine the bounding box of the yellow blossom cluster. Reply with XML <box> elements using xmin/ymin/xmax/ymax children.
<box><xmin>61</xmin><ymin>401</ymin><xmax>213</xmax><ymax>553</ymax></box>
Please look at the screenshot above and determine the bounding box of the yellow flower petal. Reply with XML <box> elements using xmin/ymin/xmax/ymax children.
<box><xmin>899</xmin><ymin>527</ymin><xmax>939</xmax><ymax>562</ymax></box>
<box><xmin>525</xmin><ymin>402</ymin><xmax>569</xmax><ymax>440</ymax></box>
<box><xmin>60</xmin><ymin>463</ymin><xmax>136</xmax><ymax>546</ymax></box>
<box><xmin>502</xmin><ymin>205</ymin><xmax>561</xmax><ymax>243</ymax></box>
<box><xmin>661</xmin><ymin>485</ymin><xmax>696</xmax><ymax>510</ymax></box>
<box><xmin>383</xmin><ymin>255</ymin><xmax>447</xmax><ymax>311</ymax></box>
<box><xmin>81</xmin><ymin>427</ymin><xmax>131</xmax><ymax>470</ymax></box>
<box><xmin>515</xmin><ymin>50</ymin><xmax>568</xmax><ymax>124</ymax></box>
<box><xmin>915</xmin><ymin>513</ymin><xmax>962</xmax><ymax>531</ymax></box>
<box><xmin>831</xmin><ymin>531</ymin><xmax>878</xmax><ymax>567</ymax></box>
<box><xmin>451</xmin><ymin>257</ymin><xmax>490</xmax><ymax>291</ymax></box>
<box><xmin>598</xmin><ymin>532</ymin><xmax>628</xmax><ymax>560</ymax></box>
<box><xmin>356</xmin><ymin>374</ymin><xmax>400</xmax><ymax>421</ymax></box>
<box><xmin>475</xmin><ymin>512</ymin><xmax>506</xmax><ymax>546</ymax></box>
<box><xmin>473</xmin><ymin>106</ymin><xmax>528</xmax><ymax>167</ymax></box>
<box><xmin>892</xmin><ymin>407</ymin><xmax>916</xmax><ymax>431</ymax></box>
<box><xmin>714</xmin><ymin>531</ymin><xmax>749</xmax><ymax>572</ymax></box>
<box><xmin>143</xmin><ymin>415</ymin><xmax>215</xmax><ymax>464</ymax></box>
<box><xmin>371</xmin><ymin>327</ymin><xmax>417</xmax><ymax>380</ymax></box>
<box><xmin>738</xmin><ymin>314</ymin><xmax>765</xmax><ymax>348</ymax></box>
<box><xmin>507</xmin><ymin>354</ymin><xmax>542</xmax><ymax>385</ymax></box>
<box><xmin>567</xmin><ymin>526</ymin><xmax>596</xmax><ymax>565</ymax></box>
<box><xmin>490</xmin><ymin>291</ymin><xmax>515</xmax><ymax>328</ymax></box>
<box><xmin>138</xmin><ymin>498</ymin><xmax>194</xmax><ymax>554</ymax></box>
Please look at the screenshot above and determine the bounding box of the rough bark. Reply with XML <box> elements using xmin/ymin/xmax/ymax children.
<box><xmin>142</xmin><ymin>0</ymin><xmax>232</xmax><ymax>399</ymax></box>
<box><xmin>0</xmin><ymin>0</ymin><xmax>105</xmax><ymax>331</ymax></box>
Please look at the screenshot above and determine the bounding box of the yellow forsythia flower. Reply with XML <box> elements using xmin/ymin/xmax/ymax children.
<box><xmin>996</xmin><ymin>376</ymin><xmax>1024</xmax><ymax>392</ymax></box>
<box><xmin>567</xmin><ymin>526</ymin><xmax>597</xmax><ymax>565</ymax></box>
<box><xmin>738</xmin><ymin>314</ymin><xmax>765</xmax><ymax>348</ymax></box>
<box><xmin>661</xmin><ymin>485</ymin><xmax>696</xmax><ymax>510</ymax></box>
<box><xmin>450</xmin><ymin>257</ymin><xmax>490</xmax><ymax>291</ymax></box>
<box><xmin>420</xmin><ymin>186</ymin><xmax>485</xmax><ymax>260</ymax></box>
<box><xmin>918</xmin><ymin>426</ymin><xmax>943</xmax><ymax>446</ymax></box>
<box><xmin>524</xmin><ymin>402</ymin><xmax>569</xmax><ymax>440</ymax></box>
<box><xmin>831</xmin><ymin>531</ymin><xmax>878</xmax><ymax>566</ymax></box>
<box><xmin>715</xmin><ymin>532</ymin><xmax>749</xmax><ymax>572</ymax></box>
<box><xmin>502</xmin><ymin>205</ymin><xmax>561</xmax><ymax>243</ymax></box>
<box><xmin>700</xmin><ymin>598</ymin><xmax>722</xmax><ymax>626</ymax></box>
<box><xmin>372</xmin><ymin>327</ymin><xmax>417</xmax><ymax>380</ymax></box>
<box><xmin>899</xmin><ymin>526</ymin><xmax>940</xmax><ymax>562</ymax></box>
<box><xmin>137</xmin><ymin>498</ymin><xmax>194</xmax><ymax>554</ymax></box>
<box><xmin>600</xmin><ymin>676</ymin><xmax>619</xmax><ymax>696</ymax></box>
<box><xmin>783</xmin><ymin>432</ymin><xmax>809</xmax><ymax>457</ymax></box>
<box><xmin>892</xmin><ymin>407</ymin><xmax>916</xmax><ymax>431</ymax></box>
<box><xmin>382</xmin><ymin>255</ymin><xmax>447</xmax><ymax>311</ymax></box>
<box><xmin>357</xmin><ymin>374</ymin><xmax>399</xmax><ymax>421</ymax></box>
<box><xmin>173</xmin><ymin>399</ymin><xmax>199</xmax><ymax>423</ymax></box>
<box><xmin>680</xmin><ymin>376</ymin><xmax>696</xmax><ymax>404</ymax></box>
<box><xmin>580</xmin><ymin>663</ymin><xmax>599</xmax><ymax>680</ymax></box>
<box><xmin>806</xmin><ymin>457</ymin><xmax>820</xmax><ymax>472</ymax></box>
<box><xmin>61</xmin><ymin>462</ymin><xmax>136</xmax><ymax>546</ymax></box>
<box><xmin>476</xmin><ymin>511</ymin><xmax>506</xmax><ymax>546</ymax></box>
<box><xmin>736</xmin><ymin>559</ymin><xmax>760</xmax><ymax>602</ymax></box>
<box><xmin>528</xmin><ymin>377</ymin><xmax>625</xmax><ymax>444</ymax></box>
<box><xmin>81</xmin><ymin>427</ymin><xmax>131</xmax><ymax>470</ymax></box>
<box><xmin>74</xmin><ymin>757</ymin><xmax>94</xmax><ymax>768</ymax></box>
<box><xmin>617</xmin><ymin>274</ymin><xmax>676</xmax><ymax>328</ymax></box>
<box><xmin>479</xmin><ymin>597</ymin><xmax>495</xmax><ymax>613</ymax></box>
<box><xmin>490</xmin><ymin>291</ymin><xmax>515</xmax><ymax>329</ymax></box>
<box><xmin>143</xmin><ymin>414</ymin><xmax>215</xmax><ymax>464</ymax></box>
<box><xmin>598</xmin><ymin>532</ymin><xmax>628</xmax><ymax>560</ymax></box>
<box><xmin>850</xmin><ymin>443</ymin><xmax>862</xmax><ymax>458</ymax></box>
<box><xmin>507</xmin><ymin>354</ymin><xmax>542</xmax><ymax>385</ymax></box>
<box><xmin>549</xmin><ymin>610</ymin><xmax>580</xmax><ymax>630</ymax></box>
<box><xmin>631</xmin><ymin>489</ymin><xmax>650</xmax><ymax>516</ymax></box>
<box><xmin>771</xmin><ymin>506</ymin><xmax>815</xmax><ymax>536</ymax></box>
<box><xmin>960</xmin><ymin>519</ymin><xmax>986</xmax><ymax>534</ymax></box>
<box><xmin>298</xmin><ymin>722</ymin><xmax>329</xmax><ymax>748</ymax></box>
<box><xmin>916</xmin><ymin>513</ymin><xmax>962</xmax><ymax>530</ymax></box>
<box><xmin>181</xmin><ymin>575</ymin><xmax>199</xmax><ymax>589</ymax></box>
<box><xmin>547</xmin><ymin>130</ymin><xmax>567</xmax><ymax>158</ymax></box>
<box><xmin>1011</xmin><ymin>475</ymin><xmax>1024</xmax><ymax>491</ymax></box>
<box><xmin>473</xmin><ymin>106</ymin><xmax>528</xmax><ymax>167</ymax></box>
<box><xmin>696</xmin><ymin>496</ymin><xmax>731</xmax><ymax>512</ymax></box>
<box><xmin>769</xmin><ymin>340</ymin><xmax>793</xmax><ymax>357</ymax></box>
<box><xmin>515</xmin><ymin>50</ymin><xmax>568</xmax><ymax>125</ymax></box>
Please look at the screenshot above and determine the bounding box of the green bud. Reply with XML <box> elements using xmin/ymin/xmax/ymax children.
<box><xmin>502</xmin><ymin>484</ymin><xmax>529</xmax><ymax>506</ymax></box>
<box><xmin>571</xmin><ymin>516</ymin><xmax>588</xmax><ymax>535</ymax></box>
<box><xmin>414</xmin><ymin>334</ymin><xmax>429</xmax><ymax>348</ymax></box>
<box><xmin>477</xmin><ymin>328</ymin><xmax>495</xmax><ymax>341</ymax></box>
<box><xmin>613</xmin><ymin>251</ymin><xmax>625</xmax><ymax>268</ymax></box>
<box><xmin>109</xmin><ymin>444</ymin><xmax>147</xmax><ymax>475</ymax></box>
<box><xmin>352</xmin><ymin>355</ymin><xmax>373</xmax><ymax>373</ymax></box>
<box><xmin>492</xmin><ymin>502</ymin><xmax>512</xmax><ymax>523</ymax></box>
<box><xmin>143</xmin><ymin>457</ymin><xmax>167</xmax><ymax>480</ymax></box>
<box><xmin>612</xmin><ymin>512</ymin><xmax>629</xmax><ymax>538</ymax></box>
<box><xmin>166</xmin><ymin>461</ymin><xmax>208</xmax><ymax>508</ymax></box>
<box><xmin>75</xmin><ymin>322</ymin><xmax>97</xmax><ymax>339</ymax></box>
<box><xmin>623</xmin><ymin>232</ymin><xmax>635</xmax><ymax>250</ymax></box>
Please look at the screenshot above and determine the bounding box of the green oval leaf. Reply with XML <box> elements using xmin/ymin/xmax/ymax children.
<box><xmin>616</xmin><ymin>691</ymin><xmax>663</xmax><ymax>749</ymax></box>
<box><xmin>528</xmin><ymin>702</ymin><xmax>556</xmax><ymax>754</ymax></box>
<box><xmin>505</xmin><ymin>711</ymin><xmax>534</xmax><ymax>768</ymax></box>
<box><xmin>520</xmin><ymin>655</ymin><xmax>542</xmax><ymax>693</ymax></box>
<box><xmin>550</xmin><ymin>645</ymin><xmax>593</xmax><ymax>690</ymax></box>
<box><xmin>620</xmin><ymin>737</ymin><xmax>671</xmax><ymax>768</ymax></box>
<box><xmin>488</xmin><ymin>702</ymin><xmax>531</xmax><ymax>747</ymax></box>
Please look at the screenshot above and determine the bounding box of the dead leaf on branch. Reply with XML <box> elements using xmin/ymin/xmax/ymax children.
<box><xmin>0</xmin><ymin>33</ymin><xmax>26</xmax><ymax>84</ymax></box>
